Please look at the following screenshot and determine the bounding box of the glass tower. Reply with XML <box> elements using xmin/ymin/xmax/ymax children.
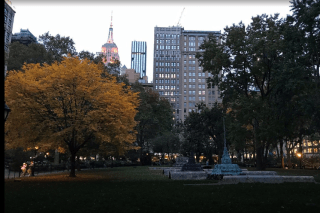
<box><xmin>131</xmin><ymin>41</ymin><xmax>147</xmax><ymax>78</ymax></box>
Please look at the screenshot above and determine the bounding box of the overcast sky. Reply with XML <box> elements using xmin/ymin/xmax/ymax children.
<box><xmin>11</xmin><ymin>0</ymin><xmax>293</xmax><ymax>82</ymax></box>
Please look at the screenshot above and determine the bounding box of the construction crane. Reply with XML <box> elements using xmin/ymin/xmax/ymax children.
<box><xmin>177</xmin><ymin>7</ymin><xmax>185</xmax><ymax>27</ymax></box>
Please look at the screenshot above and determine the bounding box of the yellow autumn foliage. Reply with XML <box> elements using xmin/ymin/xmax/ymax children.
<box><xmin>5</xmin><ymin>56</ymin><xmax>139</xmax><ymax>155</ymax></box>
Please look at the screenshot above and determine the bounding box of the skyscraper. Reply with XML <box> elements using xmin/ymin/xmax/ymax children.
<box><xmin>131</xmin><ymin>41</ymin><xmax>147</xmax><ymax>78</ymax></box>
<box><xmin>4</xmin><ymin>0</ymin><xmax>16</xmax><ymax>78</ymax></box>
<box><xmin>153</xmin><ymin>26</ymin><xmax>221</xmax><ymax>122</ymax></box>
<box><xmin>100</xmin><ymin>13</ymin><xmax>120</xmax><ymax>65</ymax></box>
<box><xmin>4</xmin><ymin>0</ymin><xmax>16</xmax><ymax>52</ymax></box>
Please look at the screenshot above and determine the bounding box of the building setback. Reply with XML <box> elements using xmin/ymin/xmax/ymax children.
<box><xmin>11</xmin><ymin>29</ymin><xmax>37</xmax><ymax>46</ymax></box>
<box><xmin>131</xmin><ymin>41</ymin><xmax>147</xmax><ymax>78</ymax></box>
<box><xmin>153</xmin><ymin>26</ymin><xmax>221</xmax><ymax>122</ymax></box>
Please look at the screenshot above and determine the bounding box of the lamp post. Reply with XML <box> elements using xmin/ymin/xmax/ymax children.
<box><xmin>4</xmin><ymin>101</ymin><xmax>10</xmax><ymax>122</ymax></box>
<box><xmin>31</xmin><ymin>146</ymin><xmax>39</xmax><ymax>176</ymax></box>
<box><xmin>297</xmin><ymin>153</ymin><xmax>302</xmax><ymax>169</ymax></box>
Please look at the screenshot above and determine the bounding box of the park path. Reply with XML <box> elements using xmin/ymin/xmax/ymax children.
<box><xmin>4</xmin><ymin>168</ymin><xmax>69</xmax><ymax>179</ymax></box>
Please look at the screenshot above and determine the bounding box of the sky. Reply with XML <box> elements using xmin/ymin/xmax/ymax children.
<box><xmin>11</xmin><ymin>0</ymin><xmax>293</xmax><ymax>83</ymax></box>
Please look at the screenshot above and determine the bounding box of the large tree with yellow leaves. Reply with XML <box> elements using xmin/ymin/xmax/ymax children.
<box><xmin>5</xmin><ymin>56</ymin><xmax>139</xmax><ymax>177</ymax></box>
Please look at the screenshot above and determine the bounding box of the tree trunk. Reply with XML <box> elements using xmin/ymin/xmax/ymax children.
<box><xmin>253</xmin><ymin>119</ymin><xmax>263</xmax><ymax>170</ymax></box>
<box><xmin>69</xmin><ymin>152</ymin><xmax>76</xmax><ymax>177</ymax></box>
<box><xmin>77</xmin><ymin>155</ymin><xmax>81</xmax><ymax>171</ymax></box>
<box><xmin>287</xmin><ymin>140</ymin><xmax>292</xmax><ymax>169</ymax></box>
<box><xmin>280</xmin><ymin>139</ymin><xmax>284</xmax><ymax>168</ymax></box>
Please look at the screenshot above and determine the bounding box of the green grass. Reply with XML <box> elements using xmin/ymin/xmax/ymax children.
<box><xmin>5</xmin><ymin>166</ymin><xmax>320</xmax><ymax>213</ymax></box>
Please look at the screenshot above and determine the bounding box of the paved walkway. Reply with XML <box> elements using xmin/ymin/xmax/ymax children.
<box><xmin>4</xmin><ymin>168</ymin><xmax>69</xmax><ymax>179</ymax></box>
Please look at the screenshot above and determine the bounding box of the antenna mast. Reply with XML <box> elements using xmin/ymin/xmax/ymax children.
<box><xmin>177</xmin><ymin>7</ymin><xmax>185</xmax><ymax>27</ymax></box>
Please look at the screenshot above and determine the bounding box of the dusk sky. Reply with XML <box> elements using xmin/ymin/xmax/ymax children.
<box><xmin>11</xmin><ymin>0</ymin><xmax>293</xmax><ymax>82</ymax></box>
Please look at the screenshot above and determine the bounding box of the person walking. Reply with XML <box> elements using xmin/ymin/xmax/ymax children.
<box><xmin>21</xmin><ymin>163</ymin><xmax>27</xmax><ymax>177</ymax></box>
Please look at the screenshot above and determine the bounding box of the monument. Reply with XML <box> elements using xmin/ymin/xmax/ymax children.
<box><xmin>181</xmin><ymin>152</ymin><xmax>202</xmax><ymax>171</ymax></box>
<box><xmin>210</xmin><ymin>118</ymin><xmax>242</xmax><ymax>179</ymax></box>
<box><xmin>164</xmin><ymin>152</ymin><xmax>207</xmax><ymax>180</ymax></box>
<box><xmin>172</xmin><ymin>156</ymin><xmax>188</xmax><ymax>167</ymax></box>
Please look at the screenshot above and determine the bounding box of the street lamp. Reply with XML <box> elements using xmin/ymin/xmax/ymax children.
<box><xmin>4</xmin><ymin>101</ymin><xmax>11</xmax><ymax>122</ymax></box>
<box><xmin>297</xmin><ymin>153</ymin><xmax>302</xmax><ymax>169</ymax></box>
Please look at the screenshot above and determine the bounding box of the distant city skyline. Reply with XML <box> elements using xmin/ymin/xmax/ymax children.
<box><xmin>11</xmin><ymin>0</ymin><xmax>292</xmax><ymax>82</ymax></box>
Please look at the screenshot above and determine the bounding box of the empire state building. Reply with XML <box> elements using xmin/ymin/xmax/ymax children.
<box><xmin>100</xmin><ymin>14</ymin><xmax>120</xmax><ymax>65</ymax></box>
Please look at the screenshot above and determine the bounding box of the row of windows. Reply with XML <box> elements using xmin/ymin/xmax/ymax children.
<box><xmin>184</xmin><ymin>36</ymin><xmax>207</xmax><ymax>41</ymax></box>
<box><xmin>184</xmin><ymin>90</ymin><xmax>206</xmax><ymax>95</ymax></box>
<box><xmin>303</xmin><ymin>148</ymin><xmax>319</xmax><ymax>153</ymax></box>
<box><xmin>185</xmin><ymin>60</ymin><xmax>196</xmax><ymax>64</ymax></box>
<box><xmin>156</xmin><ymin>85</ymin><xmax>176</xmax><ymax>90</ymax></box>
<box><xmin>185</xmin><ymin>54</ymin><xmax>196</xmax><ymax>59</ymax></box>
<box><xmin>155</xmin><ymin>74</ymin><xmax>177</xmax><ymax>78</ymax></box>
<box><xmin>184</xmin><ymin>72</ymin><xmax>206</xmax><ymax>77</ymax></box>
<box><xmin>185</xmin><ymin>36</ymin><xmax>197</xmax><ymax>41</ymax></box>
<box><xmin>294</xmin><ymin>141</ymin><xmax>319</xmax><ymax>147</ymax></box>
<box><xmin>186</xmin><ymin>47</ymin><xmax>196</xmax><ymax>51</ymax></box>
<box><xmin>156</xmin><ymin>34</ymin><xmax>180</xmax><ymax>39</ymax></box>
<box><xmin>184</xmin><ymin>42</ymin><xmax>203</xmax><ymax>47</ymax></box>
<box><xmin>156</xmin><ymin>40</ymin><xmax>178</xmax><ymax>44</ymax></box>
<box><xmin>184</xmin><ymin>96</ymin><xmax>206</xmax><ymax>101</ymax></box>
<box><xmin>155</xmin><ymin>68</ymin><xmax>180</xmax><ymax>72</ymax></box>
<box><xmin>184</xmin><ymin>67</ymin><xmax>196</xmax><ymax>70</ymax></box>
<box><xmin>158</xmin><ymin>91</ymin><xmax>178</xmax><ymax>96</ymax></box>
<box><xmin>155</xmin><ymin>79</ymin><xmax>178</xmax><ymax>84</ymax></box>
<box><xmin>155</xmin><ymin>56</ymin><xmax>180</xmax><ymax>61</ymax></box>
<box><xmin>156</xmin><ymin>50</ymin><xmax>181</xmax><ymax>54</ymax></box>
<box><xmin>184</xmin><ymin>78</ymin><xmax>207</xmax><ymax>83</ymax></box>
<box><xmin>156</xmin><ymin>45</ymin><xmax>180</xmax><ymax>50</ymax></box>
<box><xmin>155</xmin><ymin>62</ymin><xmax>180</xmax><ymax>66</ymax></box>
<box><xmin>183</xmin><ymin>84</ymin><xmax>206</xmax><ymax>89</ymax></box>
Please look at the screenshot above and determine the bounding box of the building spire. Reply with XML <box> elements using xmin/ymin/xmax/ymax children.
<box><xmin>107</xmin><ymin>11</ymin><xmax>113</xmax><ymax>43</ymax></box>
<box><xmin>110</xmin><ymin>10</ymin><xmax>113</xmax><ymax>28</ymax></box>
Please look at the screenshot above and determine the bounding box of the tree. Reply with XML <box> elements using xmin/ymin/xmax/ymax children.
<box><xmin>152</xmin><ymin>131</ymin><xmax>181</xmax><ymax>161</ymax></box>
<box><xmin>7</xmin><ymin>32</ymin><xmax>82</xmax><ymax>72</ymax></box>
<box><xmin>7</xmin><ymin>42</ymin><xmax>50</xmax><ymax>71</ymax></box>
<box><xmin>197</xmin><ymin>14</ymin><xmax>300</xmax><ymax>170</ymax></box>
<box><xmin>5</xmin><ymin>56</ymin><xmax>139</xmax><ymax>177</ymax></box>
<box><xmin>290</xmin><ymin>0</ymin><xmax>320</xmax><ymax>134</ymax></box>
<box><xmin>39</xmin><ymin>32</ymin><xmax>77</xmax><ymax>64</ymax></box>
<box><xmin>132</xmin><ymin>83</ymin><xmax>174</xmax><ymax>164</ymax></box>
<box><xmin>183</xmin><ymin>110</ymin><xmax>209</xmax><ymax>162</ymax></box>
<box><xmin>182</xmin><ymin>103</ymin><xmax>225</xmax><ymax>163</ymax></box>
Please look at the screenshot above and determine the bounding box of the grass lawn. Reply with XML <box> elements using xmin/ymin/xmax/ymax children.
<box><xmin>5</xmin><ymin>166</ymin><xmax>320</xmax><ymax>213</ymax></box>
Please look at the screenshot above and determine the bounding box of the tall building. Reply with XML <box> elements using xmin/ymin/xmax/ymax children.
<box><xmin>131</xmin><ymin>41</ymin><xmax>147</xmax><ymax>78</ymax></box>
<box><xmin>4</xmin><ymin>0</ymin><xmax>16</xmax><ymax>52</ymax></box>
<box><xmin>153</xmin><ymin>26</ymin><xmax>221</xmax><ymax>122</ymax></box>
<box><xmin>4</xmin><ymin>0</ymin><xmax>16</xmax><ymax>78</ymax></box>
<box><xmin>11</xmin><ymin>29</ymin><xmax>37</xmax><ymax>46</ymax></box>
<box><xmin>100</xmin><ymin>14</ymin><xmax>120</xmax><ymax>65</ymax></box>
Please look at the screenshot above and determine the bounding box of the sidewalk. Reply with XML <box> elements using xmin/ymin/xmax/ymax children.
<box><xmin>4</xmin><ymin>168</ymin><xmax>68</xmax><ymax>179</ymax></box>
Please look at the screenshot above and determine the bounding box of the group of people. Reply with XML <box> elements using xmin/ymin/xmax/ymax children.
<box><xmin>21</xmin><ymin>161</ymin><xmax>34</xmax><ymax>177</ymax></box>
